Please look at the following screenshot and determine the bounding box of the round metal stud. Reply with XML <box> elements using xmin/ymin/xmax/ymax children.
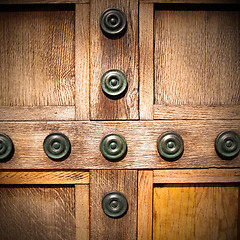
<box><xmin>0</xmin><ymin>133</ymin><xmax>14</xmax><ymax>161</ymax></box>
<box><xmin>100</xmin><ymin>8</ymin><xmax>127</xmax><ymax>38</ymax></box>
<box><xmin>43</xmin><ymin>133</ymin><xmax>71</xmax><ymax>161</ymax></box>
<box><xmin>101</xmin><ymin>69</ymin><xmax>127</xmax><ymax>97</ymax></box>
<box><xmin>215</xmin><ymin>131</ymin><xmax>240</xmax><ymax>159</ymax></box>
<box><xmin>102</xmin><ymin>191</ymin><xmax>128</xmax><ymax>218</ymax></box>
<box><xmin>157</xmin><ymin>132</ymin><xmax>184</xmax><ymax>160</ymax></box>
<box><xmin>100</xmin><ymin>134</ymin><xmax>127</xmax><ymax>161</ymax></box>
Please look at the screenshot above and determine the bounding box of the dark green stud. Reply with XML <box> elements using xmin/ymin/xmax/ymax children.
<box><xmin>157</xmin><ymin>132</ymin><xmax>184</xmax><ymax>160</ymax></box>
<box><xmin>101</xmin><ymin>69</ymin><xmax>127</xmax><ymax>97</ymax></box>
<box><xmin>100</xmin><ymin>134</ymin><xmax>127</xmax><ymax>161</ymax></box>
<box><xmin>102</xmin><ymin>192</ymin><xmax>128</xmax><ymax>218</ymax></box>
<box><xmin>0</xmin><ymin>133</ymin><xmax>14</xmax><ymax>161</ymax></box>
<box><xmin>100</xmin><ymin>8</ymin><xmax>127</xmax><ymax>38</ymax></box>
<box><xmin>215</xmin><ymin>131</ymin><xmax>240</xmax><ymax>159</ymax></box>
<box><xmin>43</xmin><ymin>133</ymin><xmax>71</xmax><ymax>161</ymax></box>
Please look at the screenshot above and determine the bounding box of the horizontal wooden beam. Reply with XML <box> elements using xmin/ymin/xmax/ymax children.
<box><xmin>141</xmin><ymin>0</ymin><xmax>240</xmax><ymax>4</ymax></box>
<box><xmin>0</xmin><ymin>0</ymin><xmax>89</xmax><ymax>4</ymax></box>
<box><xmin>0</xmin><ymin>170</ymin><xmax>89</xmax><ymax>184</ymax></box>
<box><xmin>154</xmin><ymin>105</ymin><xmax>240</xmax><ymax>120</ymax></box>
<box><xmin>153</xmin><ymin>169</ymin><xmax>240</xmax><ymax>183</ymax></box>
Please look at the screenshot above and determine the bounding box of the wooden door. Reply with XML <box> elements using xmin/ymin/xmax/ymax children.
<box><xmin>0</xmin><ymin>1</ymin><xmax>239</xmax><ymax>240</ymax></box>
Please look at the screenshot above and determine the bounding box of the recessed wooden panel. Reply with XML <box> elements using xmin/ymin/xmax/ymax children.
<box><xmin>154</xmin><ymin>5</ymin><xmax>240</xmax><ymax>106</ymax></box>
<box><xmin>153</xmin><ymin>184</ymin><xmax>239</xmax><ymax>240</ymax></box>
<box><xmin>0</xmin><ymin>185</ymin><xmax>75</xmax><ymax>240</ymax></box>
<box><xmin>0</xmin><ymin>120</ymin><xmax>239</xmax><ymax>169</ymax></box>
<box><xmin>90</xmin><ymin>0</ymin><xmax>139</xmax><ymax>120</ymax></box>
<box><xmin>0</xmin><ymin>5</ymin><xmax>75</xmax><ymax>106</ymax></box>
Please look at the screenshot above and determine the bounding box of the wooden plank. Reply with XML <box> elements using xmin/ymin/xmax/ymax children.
<box><xmin>0</xmin><ymin>170</ymin><xmax>89</xmax><ymax>184</ymax></box>
<box><xmin>75</xmin><ymin>185</ymin><xmax>89</xmax><ymax>240</ymax></box>
<box><xmin>138</xmin><ymin>171</ymin><xmax>153</xmax><ymax>240</ymax></box>
<box><xmin>0</xmin><ymin>0</ymin><xmax>89</xmax><ymax>3</ymax></box>
<box><xmin>195</xmin><ymin>185</ymin><xmax>238</xmax><ymax>239</ymax></box>
<box><xmin>0</xmin><ymin>186</ymin><xmax>75</xmax><ymax>239</ymax></box>
<box><xmin>154</xmin><ymin>105</ymin><xmax>240</xmax><ymax>120</ymax></box>
<box><xmin>153</xmin><ymin>169</ymin><xmax>240</xmax><ymax>183</ymax></box>
<box><xmin>90</xmin><ymin>170</ymin><xmax>137</xmax><ymax>239</ymax></box>
<box><xmin>90</xmin><ymin>0</ymin><xmax>139</xmax><ymax>120</ymax></box>
<box><xmin>0</xmin><ymin>5</ymin><xmax>75</xmax><ymax>107</ymax></box>
<box><xmin>153</xmin><ymin>185</ymin><xmax>195</xmax><ymax>239</ymax></box>
<box><xmin>139</xmin><ymin>3</ymin><xmax>154</xmax><ymax>120</ymax></box>
<box><xmin>75</xmin><ymin>4</ymin><xmax>90</xmax><ymax>120</ymax></box>
<box><xmin>0</xmin><ymin>106</ymin><xmax>75</xmax><ymax>121</ymax></box>
<box><xmin>154</xmin><ymin>8</ymin><xmax>240</xmax><ymax>106</ymax></box>
<box><xmin>0</xmin><ymin>120</ymin><xmax>239</xmax><ymax>169</ymax></box>
<box><xmin>141</xmin><ymin>0</ymin><xmax>240</xmax><ymax>3</ymax></box>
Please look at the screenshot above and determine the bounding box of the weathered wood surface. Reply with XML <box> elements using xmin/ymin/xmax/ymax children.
<box><xmin>90</xmin><ymin>0</ymin><xmax>139</xmax><ymax>120</ymax></box>
<box><xmin>0</xmin><ymin>170</ymin><xmax>89</xmax><ymax>184</ymax></box>
<box><xmin>153</xmin><ymin>169</ymin><xmax>240</xmax><ymax>183</ymax></box>
<box><xmin>0</xmin><ymin>186</ymin><xmax>75</xmax><ymax>240</ymax></box>
<box><xmin>154</xmin><ymin>7</ymin><xmax>240</xmax><ymax>106</ymax></box>
<box><xmin>0</xmin><ymin>5</ymin><xmax>75</xmax><ymax>106</ymax></box>
<box><xmin>153</xmin><ymin>184</ymin><xmax>239</xmax><ymax>239</ymax></box>
<box><xmin>0</xmin><ymin>120</ymin><xmax>239</xmax><ymax>169</ymax></box>
<box><xmin>90</xmin><ymin>170</ymin><xmax>137</xmax><ymax>239</ymax></box>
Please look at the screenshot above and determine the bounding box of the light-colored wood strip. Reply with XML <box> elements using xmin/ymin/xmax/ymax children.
<box><xmin>0</xmin><ymin>120</ymin><xmax>239</xmax><ymax>169</ymax></box>
<box><xmin>153</xmin><ymin>185</ymin><xmax>195</xmax><ymax>239</ymax></box>
<box><xmin>139</xmin><ymin>3</ymin><xmax>154</xmax><ymax>120</ymax></box>
<box><xmin>153</xmin><ymin>169</ymin><xmax>240</xmax><ymax>184</ymax></box>
<box><xmin>138</xmin><ymin>171</ymin><xmax>153</xmax><ymax>240</ymax></box>
<box><xmin>0</xmin><ymin>171</ymin><xmax>89</xmax><ymax>184</ymax></box>
<box><xmin>0</xmin><ymin>0</ymin><xmax>89</xmax><ymax>4</ymax></box>
<box><xmin>75</xmin><ymin>185</ymin><xmax>89</xmax><ymax>240</ymax></box>
<box><xmin>75</xmin><ymin>4</ymin><xmax>90</xmax><ymax>120</ymax></box>
<box><xmin>154</xmin><ymin>105</ymin><xmax>240</xmax><ymax>120</ymax></box>
<box><xmin>0</xmin><ymin>106</ymin><xmax>75</xmax><ymax>121</ymax></box>
<box><xmin>141</xmin><ymin>0</ymin><xmax>240</xmax><ymax>3</ymax></box>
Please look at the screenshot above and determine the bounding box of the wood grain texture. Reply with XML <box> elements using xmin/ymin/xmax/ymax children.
<box><xmin>153</xmin><ymin>169</ymin><xmax>240</xmax><ymax>183</ymax></box>
<box><xmin>153</xmin><ymin>184</ymin><xmax>239</xmax><ymax>240</ymax></box>
<box><xmin>0</xmin><ymin>0</ymin><xmax>89</xmax><ymax>3</ymax></box>
<box><xmin>0</xmin><ymin>170</ymin><xmax>89</xmax><ymax>184</ymax></box>
<box><xmin>0</xmin><ymin>5</ymin><xmax>75</xmax><ymax>106</ymax></box>
<box><xmin>154</xmin><ymin>105</ymin><xmax>240</xmax><ymax>120</ymax></box>
<box><xmin>90</xmin><ymin>0</ymin><xmax>139</xmax><ymax>120</ymax></box>
<box><xmin>75</xmin><ymin>4</ymin><xmax>90</xmax><ymax>120</ymax></box>
<box><xmin>90</xmin><ymin>170</ymin><xmax>137</xmax><ymax>239</ymax></box>
<box><xmin>138</xmin><ymin>171</ymin><xmax>153</xmax><ymax>240</ymax></box>
<box><xmin>139</xmin><ymin>3</ymin><xmax>154</xmax><ymax>120</ymax></box>
<box><xmin>0</xmin><ymin>185</ymin><xmax>75</xmax><ymax>240</ymax></box>
<box><xmin>154</xmin><ymin>7</ymin><xmax>240</xmax><ymax>106</ymax></box>
<box><xmin>0</xmin><ymin>106</ymin><xmax>75</xmax><ymax>120</ymax></box>
<box><xmin>141</xmin><ymin>0</ymin><xmax>240</xmax><ymax>3</ymax></box>
<box><xmin>75</xmin><ymin>185</ymin><xmax>89</xmax><ymax>240</ymax></box>
<box><xmin>0</xmin><ymin>120</ymin><xmax>239</xmax><ymax>169</ymax></box>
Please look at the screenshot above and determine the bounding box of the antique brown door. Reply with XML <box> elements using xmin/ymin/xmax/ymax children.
<box><xmin>0</xmin><ymin>0</ymin><xmax>239</xmax><ymax>239</ymax></box>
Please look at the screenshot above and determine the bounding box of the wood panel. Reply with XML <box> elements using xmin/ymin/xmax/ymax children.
<box><xmin>90</xmin><ymin>170</ymin><xmax>137</xmax><ymax>239</ymax></box>
<box><xmin>0</xmin><ymin>170</ymin><xmax>89</xmax><ymax>184</ymax></box>
<box><xmin>0</xmin><ymin>5</ymin><xmax>75</xmax><ymax>107</ymax></box>
<box><xmin>139</xmin><ymin>3</ymin><xmax>154</xmax><ymax>120</ymax></box>
<box><xmin>0</xmin><ymin>185</ymin><xmax>75</xmax><ymax>240</ymax></box>
<box><xmin>0</xmin><ymin>0</ymin><xmax>89</xmax><ymax>3</ymax></box>
<box><xmin>90</xmin><ymin>0</ymin><xmax>139</xmax><ymax>120</ymax></box>
<box><xmin>154</xmin><ymin>7</ymin><xmax>240</xmax><ymax>106</ymax></box>
<box><xmin>142</xmin><ymin>0</ymin><xmax>240</xmax><ymax>3</ymax></box>
<box><xmin>153</xmin><ymin>184</ymin><xmax>239</xmax><ymax>240</ymax></box>
<box><xmin>138</xmin><ymin>171</ymin><xmax>153</xmax><ymax>240</ymax></box>
<box><xmin>75</xmin><ymin>185</ymin><xmax>89</xmax><ymax>240</ymax></box>
<box><xmin>0</xmin><ymin>120</ymin><xmax>239</xmax><ymax>169</ymax></box>
<box><xmin>75</xmin><ymin>4</ymin><xmax>90</xmax><ymax>120</ymax></box>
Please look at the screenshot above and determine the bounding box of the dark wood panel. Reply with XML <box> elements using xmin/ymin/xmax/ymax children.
<box><xmin>0</xmin><ymin>5</ymin><xmax>75</xmax><ymax>106</ymax></box>
<box><xmin>90</xmin><ymin>0</ymin><xmax>139</xmax><ymax>120</ymax></box>
<box><xmin>90</xmin><ymin>170</ymin><xmax>137</xmax><ymax>239</ymax></box>
<box><xmin>0</xmin><ymin>120</ymin><xmax>239</xmax><ymax>169</ymax></box>
<box><xmin>0</xmin><ymin>0</ymin><xmax>89</xmax><ymax>3</ymax></box>
<box><xmin>0</xmin><ymin>185</ymin><xmax>75</xmax><ymax>240</ymax></box>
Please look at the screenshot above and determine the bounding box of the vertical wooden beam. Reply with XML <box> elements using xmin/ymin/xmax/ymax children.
<box><xmin>138</xmin><ymin>170</ymin><xmax>153</xmax><ymax>240</ymax></box>
<box><xmin>90</xmin><ymin>170</ymin><xmax>137</xmax><ymax>239</ymax></box>
<box><xmin>75</xmin><ymin>4</ymin><xmax>90</xmax><ymax>120</ymax></box>
<box><xmin>75</xmin><ymin>184</ymin><xmax>89</xmax><ymax>240</ymax></box>
<box><xmin>139</xmin><ymin>3</ymin><xmax>154</xmax><ymax>120</ymax></box>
